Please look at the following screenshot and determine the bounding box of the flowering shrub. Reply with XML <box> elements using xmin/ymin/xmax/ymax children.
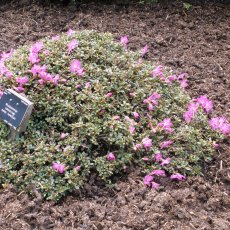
<box><xmin>0</xmin><ymin>30</ymin><xmax>228</xmax><ymax>200</ymax></box>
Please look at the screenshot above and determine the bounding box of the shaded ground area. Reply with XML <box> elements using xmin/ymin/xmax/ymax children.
<box><xmin>0</xmin><ymin>0</ymin><xmax>230</xmax><ymax>229</ymax></box>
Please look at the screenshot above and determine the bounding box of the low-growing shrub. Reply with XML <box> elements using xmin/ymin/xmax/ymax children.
<box><xmin>0</xmin><ymin>30</ymin><xmax>228</xmax><ymax>200</ymax></box>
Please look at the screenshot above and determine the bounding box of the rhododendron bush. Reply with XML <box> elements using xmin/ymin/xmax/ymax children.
<box><xmin>0</xmin><ymin>30</ymin><xmax>228</xmax><ymax>200</ymax></box>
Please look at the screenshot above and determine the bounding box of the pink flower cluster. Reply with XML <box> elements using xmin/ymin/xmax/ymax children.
<box><xmin>158</xmin><ymin>118</ymin><xmax>173</xmax><ymax>133</ymax></box>
<box><xmin>184</xmin><ymin>95</ymin><xmax>213</xmax><ymax>123</ymax></box>
<box><xmin>0</xmin><ymin>49</ymin><xmax>14</xmax><ymax>79</ymax></box>
<box><xmin>143</xmin><ymin>92</ymin><xmax>161</xmax><ymax>111</ymax></box>
<box><xmin>28</xmin><ymin>42</ymin><xmax>44</xmax><ymax>64</ymax></box>
<box><xmin>209</xmin><ymin>117</ymin><xmax>230</xmax><ymax>136</ymax></box>
<box><xmin>15</xmin><ymin>76</ymin><xmax>28</xmax><ymax>92</ymax></box>
<box><xmin>141</xmin><ymin>45</ymin><xmax>148</xmax><ymax>57</ymax></box>
<box><xmin>70</xmin><ymin>59</ymin><xmax>84</xmax><ymax>76</ymax></box>
<box><xmin>196</xmin><ymin>95</ymin><xmax>213</xmax><ymax>113</ymax></box>
<box><xmin>52</xmin><ymin>162</ymin><xmax>65</xmax><ymax>174</ymax></box>
<box><xmin>107</xmin><ymin>152</ymin><xmax>116</xmax><ymax>161</ymax></box>
<box><xmin>160</xmin><ymin>140</ymin><xmax>173</xmax><ymax>149</ymax></box>
<box><xmin>177</xmin><ymin>73</ymin><xmax>188</xmax><ymax>89</ymax></box>
<box><xmin>170</xmin><ymin>173</ymin><xmax>186</xmax><ymax>181</ymax></box>
<box><xmin>67</xmin><ymin>39</ymin><xmax>79</xmax><ymax>54</ymax></box>
<box><xmin>143</xmin><ymin>175</ymin><xmax>160</xmax><ymax>189</ymax></box>
<box><xmin>183</xmin><ymin>102</ymin><xmax>199</xmax><ymax>123</ymax></box>
<box><xmin>120</xmin><ymin>36</ymin><xmax>129</xmax><ymax>49</ymax></box>
<box><xmin>30</xmin><ymin>64</ymin><xmax>60</xmax><ymax>86</ymax></box>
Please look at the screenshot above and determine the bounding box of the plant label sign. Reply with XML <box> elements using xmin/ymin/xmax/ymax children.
<box><xmin>0</xmin><ymin>89</ymin><xmax>33</xmax><ymax>134</ymax></box>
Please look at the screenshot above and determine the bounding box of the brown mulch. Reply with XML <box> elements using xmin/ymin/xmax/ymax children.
<box><xmin>0</xmin><ymin>0</ymin><xmax>230</xmax><ymax>229</ymax></box>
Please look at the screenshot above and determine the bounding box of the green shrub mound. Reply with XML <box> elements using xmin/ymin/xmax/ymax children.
<box><xmin>0</xmin><ymin>31</ymin><xmax>221</xmax><ymax>200</ymax></box>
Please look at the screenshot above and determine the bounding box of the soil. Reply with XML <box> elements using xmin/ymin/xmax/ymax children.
<box><xmin>0</xmin><ymin>0</ymin><xmax>230</xmax><ymax>229</ymax></box>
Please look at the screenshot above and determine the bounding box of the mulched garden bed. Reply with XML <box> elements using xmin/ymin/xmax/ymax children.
<box><xmin>0</xmin><ymin>0</ymin><xmax>229</xmax><ymax>229</ymax></box>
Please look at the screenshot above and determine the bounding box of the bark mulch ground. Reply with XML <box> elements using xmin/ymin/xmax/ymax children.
<box><xmin>0</xmin><ymin>0</ymin><xmax>230</xmax><ymax>229</ymax></box>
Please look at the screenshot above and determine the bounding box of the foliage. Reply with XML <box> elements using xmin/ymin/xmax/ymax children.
<box><xmin>0</xmin><ymin>30</ymin><xmax>224</xmax><ymax>200</ymax></box>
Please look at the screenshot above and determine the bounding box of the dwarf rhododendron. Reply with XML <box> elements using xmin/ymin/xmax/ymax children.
<box><xmin>152</xmin><ymin>65</ymin><xmax>163</xmax><ymax>77</ymax></box>
<box><xmin>16</xmin><ymin>76</ymin><xmax>28</xmax><ymax>86</ymax></box>
<box><xmin>70</xmin><ymin>59</ymin><xmax>84</xmax><ymax>76</ymax></box>
<box><xmin>60</xmin><ymin>133</ymin><xmax>68</xmax><ymax>139</ymax></box>
<box><xmin>52</xmin><ymin>162</ymin><xmax>65</xmax><ymax>174</ymax></box>
<box><xmin>143</xmin><ymin>174</ymin><xmax>153</xmax><ymax>186</ymax></box>
<box><xmin>209</xmin><ymin>117</ymin><xmax>230</xmax><ymax>136</ymax></box>
<box><xmin>74</xmin><ymin>165</ymin><xmax>81</xmax><ymax>171</ymax></box>
<box><xmin>141</xmin><ymin>45</ymin><xmax>148</xmax><ymax>57</ymax></box>
<box><xmin>129</xmin><ymin>126</ymin><xmax>135</xmax><ymax>134</ymax></box>
<box><xmin>133</xmin><ymin>143</ymin><xmax>142</xmax><ymax>150</ymax></box>
<box><xmin>196</xmin><ymin>95</ymin><xmax>213</xmax><ymax>113</ymax></box>
<box><xmin>67</xmin><ymin>29</ymin><xmax>75</xmax><ymax>36</ymax></box>
<box><xmin>120</xmin><ymin>36</ymin><xmax>128</xmax><ymax>48</ymax></box>
<box><xmin>170</xmin><ymin>173</ymin><xmax>186</xmax><ymax>181</ymax></box>
<box><xmin>67</xmin><ymin>39</ymin><xmax>79</xmax><ymax>54</ymax></box>
<box><xmin>142</xmin><ymin>137</ymin><xmax>152</xmax><ymax>149</ymax></box>
<box><xmin>160</xmin><ymin>140</ymin><xmax>173</xmax><ymax>149</ymax></box>
<box><xmin>158</xmin><ymin>118</ymin><xmax>173</xmax><ymax>133</ymax></box>
<box><xmin>143</xmin><ymin>92</ymin><xmax>161</xmax><ymax>111</ymax></box>
<box><xmin>150</xmin><ymin>169</ymin><xmax>166</xmax><ymax>176</ymax></box>
<box><xmin>105</xmin><ymin>92</ymin><xmax>113</xmax><ymax>97</ymax></box>
<box><xmin>133</xmin><ymin>112</ymin><xmax>139</xmax><ymax>119</ymax></box>
<box><xmin>155</xmin><ymin>152</ymin><xmax>163</xmax><ymax>162</ymax></box>
<box><xmin>107</xmin><ymin>152</ymin><xmax>116</xmax><ymax>161</ymax></box>
<box><xmin>151</xmin><ymin>181</ymin><xmax>160</xmax><ymax>189</ymax></box>
<box><xmin>183</xmin><ymin>102</ymin><xmax>199</xmax><ymax>123</ymax></box>
<box><xmin>161</xmin><ymin>157</ymin><xmax>171</xmax><ymax>166</ymax></box>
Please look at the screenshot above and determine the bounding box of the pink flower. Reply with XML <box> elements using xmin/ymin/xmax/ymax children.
<box><xmin>67</xmin><ymin>39</ymin><xmax>79</xmax><ymax>53</ymax></box>
<box><xmin>70</xmin><ymin>59</ymin><xmax>84</xmax><ymax>76</ymax></box>
<box><xmin>161</xmin><ymin>157</ymin><xmax>171</xmax><ymax>166</ymax></box>
<box><xmin>52</xmin><ymin>75</ymin><xmax>59</xmax><ymax>86</ymax></box>
<box><xmin>112</xmin><ymin>115</ymin><xmax>120</xmax><ymax>120</ymax></box>
<box><xmin>143</xmin><ymin>175</ymin><xmax>153</xmax><ymax>186</ymax></box>
<box><xmin>179</xmin><ymin>79</ymin><xmax>188</xmax><ymax>88</ymax></box>
<box><xmin>152</xmin><ymin>65</ymin><xmax>163</xmax><ymax>77</ymax></box>
<box><xmin>0</xmin><ymin>90</ymin><xmax>3</xmax><ymax>97</ymax></box>
<box><xmin>177</xmin><ymin>73</ymin><xmax>187</xmax><ymax>81</ymax></box>
<box><xmin>28</xmin><ymin>52</ymin><xmax>40</xmax><ymax>64</ymax></box>
<box><xmin>30</xmin><ymin>64</ymin><xmax>46</xmax><ymax>76</ymax></box>
<box><xmin>213</xmin><ymin>142</ymin><xmax>219</xmax><ymax>149</ymax></box>
<box><xmin>60</xmin><ymin>133</ymin><xmax>68</xmax><ymax>139</ymax></box>
<box><xmin>132</xmin><ymin>112</ymin><xmax>139</xmax><ymax>119</ymax></box>
<box><xmin>44</xmin><ymin>50</ymin><xmax>50</xmax><ymax>55</ymax></box>
<box><xmin>16</xmin><ymin>76</ymin><xmax>28</xmax><ymax>86</ymax></box>
<box><xmin>160</xmin><ymin>140</ymin><xmax>173</xmax><ymax>149</ymax></box>
<box><xmin>183</xmin><ymin>111</ymin><xmax>193</xmax><ymax>123</ymax></box>
<box><xmin>107</xmin><ymin>152</ymin><xmax>116</xmax><ymax>161</ymax></box>
<box><xmin>52</xmin><ymin>35</ymin><xmax>60</xmax><ymax>41</ymax></box>
<box><xmin>137</xmin><ymin>58</ymin><xmax>142</xmax><ymax>65</ymax></box>
<box><xmin>142</xmin><ymin>137</ymin><xmax>152</xmax><ymax>149</ymax></box>
<box><xmin>196</xmin><ymin>95</ymin><xmax>213</xmax><ymax>113</ymax></box>
<box><xmin>155</xmin><ymin>152</ymin><xmax>163</xmax><ymax>162</ymax></box>
<box><xmin>168</xmin><ymin>75</ymin><xmax>177</xmax><ymax>82</ymax></box>
<box><xmin>38</xmin><ymin>79</ymin><xmax>44</xmax><ymax>85</ymax></box>
<box><xmin>74</xmin><ymin>165</ymin><xmax>81</xmax><ymax>171</ymax></box>
<box><xmin>148</xmin><ymin>92</ymin><xmax>161</xmax><ymax>101</ymax></box>
<box><xmin>30</xmin><ymin>42</ymin><xmax>44</xmax><ymax>53</ymax></box>
<box><xmin>120</xmin><ymin>36</ymin><xmax>129</xmax><ymax>48</ymax></box>
<box><xmin>148</xmin><ymin>103</ymin><xmax>154</xmax><ymax>111</ymax></box>
<box><xmin>151</xmin><ymin>181</ymin><xmax>160</xmax><ymax>189</ymax></box>
<box><xmin>85</xmin><ymin>82</ymin><xmax>91</xmax><ymax>88</ymax></box>
<box><xmin>158</xmin><ymin>118</ymin><xmax>173</xmax><ymax>133</ymax></box>
<box><xmin>105</xmin><ymin>92</ymin><xmax>113</xmax><ymax>97</ymax></box>
<box><xmin>142</xmin><ymin>157</ymin><xmax>150</xmax><ymax>161</ymax></box>
<box><xmin>129</xmin><ymin>126</ymin><xmax>135</xmax><ymax>134</ymax></box>
<box><xmin>150</xmin><ymin>169</ymin><xmax>166</xmax><ymax>176</ymax></box>
<box><xmin>141</xmin><ymin>45</ymin><xmax>148</xmax><ymax>57</ymax></box>
<box><xmin>14</xmin><ymin>86</ymin><xmax>24</xmax><ymax>93</ymax></box>
<box><xmin>170</xmin><ymin>173</ymin><xmax>186</xmax><ymax>181</ymax></box>
<box><xmin>209</xmin><ymin>117</ymin><xmax>230</xmax><ymax>135</ymax></box>
<box><xmin>67</xmin><ymin>29</ymin><xmax>75</xmax><ymax>36</ymax></box>
<box><xmin>52</xmin><ymin>162</ymin><xmax>65</xmax><ymax>174</ymax></box>
<box><xmin>133</xmin><ymin>143</ymin><xmax>142</xmax><ymax>150</ymax></box>
<box><xmin>184</xmin><ymin>102</ymin><xmax>199</xmax><ymax>123</ymax></box>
